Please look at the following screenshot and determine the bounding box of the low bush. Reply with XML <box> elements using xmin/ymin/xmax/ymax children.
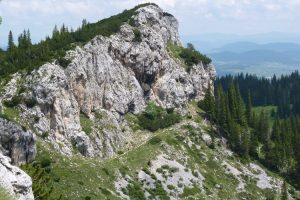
<box><xmin>167</xmin><ymin>42</ymin><xmax>211</xmax><ymax>73</ymax></box>
<box><xmin>24</xmin><ymin>98</ymin><xmax>37</xmax><ymax>108</ymax></box>
<box><xmin>138</xmin><ymin>102</ymin><xmax>181</xmax><ymax>132</ymax></box>
<box><xmin>80</xmin><ymin>113</ymin><xmax>93</xmax><ymax>135</ymax></box>
<box><xmin>3</xmin><ymin>95</ymin><xmax>22</xmax><ymax>108</ymax></box>
<box><xmin>148</xmin><ymin>136</ymin><xmax>162</xmax><ymax>145</ymax></box>
<box><xmin>56</xmin><ymin>57</ymin><xmax>71</xmax><ymax>69</ymax></box>
<box><xmin>179</xmin><ymin>44</ymin><xmax>212</xmax><ymax>66</ymax></box>
<box><xmin>133</xmin><ymin>29</ymin><xmax>142</xmax><ymax>42</ymax></box>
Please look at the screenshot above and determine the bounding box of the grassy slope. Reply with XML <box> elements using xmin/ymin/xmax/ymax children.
<box><xmin>22</xmin><ymin>103</ymin><xmax>298</xmax><ymax>200</ymax></box>
<box><xmin>0</xmin><ymin>187</ymin><xmax>14</xmax><ymax>200</ymax></box>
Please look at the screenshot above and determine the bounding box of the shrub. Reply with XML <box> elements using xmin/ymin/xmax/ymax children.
<box><xmin>167</xmin><ymin>42</ymin><xmax>211</xmax><ymax>72</ymax></box>
<box><xmin>41</xmin><ymin>131</ymin><xmax>49</xmax><ymax>139</ymax></box>
<box><xmin>101</xmin><ymin>168</ymin><xmax>110</xmax><ymax>175</ymax></box>
<box><xmin>80</xmin><ymin>113</ymin><xmax>93</xmax><ymax>135</ymax></box>
<box><xmin>40</xmin><ymin>157</ymin><xmax>52</xmax><ymax>168</ymax></box>
<box><xmin>133</xmin><ymin>29</ymin><xmax>142</xmax><ymax>42</ymax></box>
<box><xmin>126</xmin><ymin>182</ymin><xmax>146</xmax><ymax>200</ymax></box>
<box><xmin>24</xmin><ymin>98</ymin><xmax>37</xmax><ymax>108</ymax></box>
<box><xmin>169</xmin><ymin>167</ymin><xmax>179</xmax><ymax>173</ymax></box>
<box><xmin>119</xmin><ymin>166</ymin><xmax>129</xmax><ymax>176</ymax></box>
<box><xmin>99</xmin><ymin>187</ymin><xmax>111</xmax><ymax>195</ymax></box>
<box><xmin>163</xmin><ymin>12</ymin><xmax>174</xmax><ymax>17</ymax></box>
<box><xmin>3</xmin><ymin>95</ymin><xmax>22</xmax><ymax>107</ymax></box>
<box><xmin>142</xmin><ymin>167</ymin><xmax>151</xmax><ymax>175</ymax></box>
<box><xmin>148</xmin><ymin>136</ymin><xmax>162</xmax><ymax>145</ymax></box>
<box><xmin>167</xmin><ymin>185</ymin><xmax>175</xmax><ymax>190</ymax></box>
<box><xmin>21</xmin><ymin>163</ymin><xmax>57</xmax><ymax>200</ymax></box>
<box><xmin>117</xmin><ymin>150</ymin><xmax>124</xmax><ymax>155</ymax></box>
<box><xmin>18</xmin><ymin>86</ymin><xmax>27</xmax><ymax>94</ymax></box>
<box><xmin>138</xmin><ymin>102</ymin><xmax>181</xmax><ymax>132</ymax></box>
<box><xmin>56</xmin><ymin>57</ymin><xmax>71</xmax><ymax>69</ymax></box>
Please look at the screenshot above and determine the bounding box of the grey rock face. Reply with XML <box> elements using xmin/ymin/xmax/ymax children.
<box><xmin>2</xmin><ymin>4</ymin><xmax>215</xmax><ymax>158</ymax></box>
<box><xmin>0</xmin><ymin>154</ymin><xmax>34</xmax><ymax>200</ymax></box>
<box><xmin>0</xmin><ymin>118</ymin><xmax>36</xmax><ymax>166</ymax></box>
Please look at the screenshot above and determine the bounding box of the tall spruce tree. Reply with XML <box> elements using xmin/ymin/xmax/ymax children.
<box><xmin>8</xmin><ymin>30</ymin><xmax>15</xmax><ymax>51</ymax></box>
<box><xmin>281</xmin><ymin>181</ymin><xmax>288</xmax><ymax>200</ymax></box>
<box><xmin>228</xmin><ymin>81</ymin><xmax>238</xmax><ymax>121</ymax></box>
<box><xmin>216</xmin><ymin>84</ymin><xmax>226</xmax><ymax>127</ymax></box>
<box><xmin>246</xmin><ymin>91</ymin><xmax>252</xmax><ymax>124</ymax></box>
<box><xmin>200</xmin><ymin>82</ymin><xmax>215</xmax><ymax>121</ymax></box>
<box><xmin>236</xmin><ymin>85</ymin><xmax>247</xmax><ymax>126</ymax></box>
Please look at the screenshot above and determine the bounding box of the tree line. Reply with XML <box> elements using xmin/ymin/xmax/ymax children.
<box><xmin>215</xmin><ymin>72</ymin><xmax>300</xmax><ymax>118</ymax></box>
<box><xmin>200</xmin><ymin>75</ymin><xmax>300</xmax><ymax>189</ymax></box>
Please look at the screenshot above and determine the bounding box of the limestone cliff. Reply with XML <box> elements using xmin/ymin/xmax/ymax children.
<box><xmin>0</xmin><ymin>118</ymin><xmax>36</xmax><ymax>166</ymax></box>
<box><xmin>0</xmin><ymin>4</ymin><xmax>215</xmax><ymax>159</ymax></box>
<box><xmin>0</xmin><ymin>119</ymin><xmax>35</xmax><ymax>200</ymax></box>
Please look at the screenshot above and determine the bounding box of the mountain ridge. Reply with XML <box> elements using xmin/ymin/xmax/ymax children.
<box><xmin>0</xmin><ymin>3</ymin><xmax>299</xmax><ymax>200</ymax></box>
<box><xmin>0</xmin><ymin>4</ymin><xmax>216</xmax><ymax>199</ymax></box>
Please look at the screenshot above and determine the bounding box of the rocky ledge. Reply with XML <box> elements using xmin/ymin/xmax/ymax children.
<box><xmin>0</xmin><ymin>118</ymin><xmax>35</xmax><ymax>200</ymax></box>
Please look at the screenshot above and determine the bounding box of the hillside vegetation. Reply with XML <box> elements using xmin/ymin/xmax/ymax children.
<box><xmin>201</xmin><ymin>72</ymin><xmax>300</xmax><ymax>190</ymax></box>
<box><xmin>21</xmin><ymin>103</ymin><xmax>294</xmax><ymax>200</ymax></box>
<box><xmin>0</xmin><ymin>3</ymin><xmax>157</xmax><ymax>78</ymax></box>
<box><xmin>167</xmin><ymin>42</ymin><xmax>212</xmax><ymax>73</ymax></box>
<box><xmin>0</xmin><ymin>187</ymin><xmax>14</xmax><ymax>200</ymax></box>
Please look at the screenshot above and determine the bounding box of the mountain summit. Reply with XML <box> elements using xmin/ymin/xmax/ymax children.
<box><xmin>0</xmin><ymin>4</ymin><xmax>215</xmax><ymax>199</ymax></box>
<box><xmin>1</xmin><ymin>4</ymin><xmax>294</xmax><ymax>200</ymax></box>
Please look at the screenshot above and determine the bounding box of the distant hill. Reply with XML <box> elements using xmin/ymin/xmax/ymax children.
<box><xmin>210</xmin><ymin>49</ymin><xmax>300</xmax><ymax>65</ymax></box>
<box><xmin>182</xmin><ymin>33</ymin><xmax>300</xmax><ymax>77</ymax></box>
<box><xmin>213</xmin><ymin>41</ymin><xmax>300</xmax><ymax>53</ymax></box>
<box><xmin>202</xmin><ymin>41</ymin><xmax>300</xmax><ymax>77</ymax></box>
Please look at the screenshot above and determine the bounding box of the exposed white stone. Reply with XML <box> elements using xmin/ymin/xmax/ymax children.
<box><xmin>201</xmin><ymin>133</ymin><xmax>212</xmax><ymax>146</ymax></box>
<box><xmin>0</xmin><ymin>118</ymin><xmax>36</xmax><ymax>166</ymax></box>
<box><xmin>248</xmin><ymin>163</ymin><xmax>281</xmax><ymax>190</ymax></box>
<box><xmin>114</xmin><ymin>175</ymin><xmax>131</xmax><ymax>200</ymax></box>
<box><xmin>150</xmin><ymin>154</ymin><xmax>204</xmax><ymax>199</ymax></box>
<box><xmin>0</xmin><ymin>154</ymin><xmax>34</xmax><ymax>200</ymax></box>
<box><xmin>223</xmin><ymin>160</ymin><xmax>282</xmax><ymax>192</ymax></box>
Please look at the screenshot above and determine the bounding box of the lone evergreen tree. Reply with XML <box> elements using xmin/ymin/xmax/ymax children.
<box><xmin>8</xmin><ymin>30</ymin><xmax>15</xmax><ymax>51</ymax></box>
<box><xmin>200</xmin><ymin>82</ymin><xmax>215</xmax><ymax>120</ymax></box>
<box><xmin>281</xmin><ymin>181</ymin><xmax>288</xmax><ymax>200</ymax></box>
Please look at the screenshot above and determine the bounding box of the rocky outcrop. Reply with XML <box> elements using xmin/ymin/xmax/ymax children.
<box><xmin>0</xmin><ymin>154</ymin><xmax>34</xmax><ymax>200</ymax></box>
<box><xmin>0</xmin><ymin>118</ymin><xmax>36</xmax><ymax>166</ymax></box>
<box><xmin>1</xmin><ymin>4</ymin><xmax>215</xmax><ymax>158</ymax></box>
<box><xmin>0</xmin><ymin>118</ymin><xmax>36</xmax><ymax>199</ymax></box>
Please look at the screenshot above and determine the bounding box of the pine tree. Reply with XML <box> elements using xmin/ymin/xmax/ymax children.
<box><xmin>228</xmin><ymin>81</ymin><xmax>238</xmax><ymax>121</ymax></box>
<box><xmin>52</xmin><ymin>25</ymin><xmax>59</xmax><ymax>37</ymax></box>
<box><xmin>199</xmin><ymin>82</ymin><xmax>215</xmax><ymax>121</ymax></box>
<box><xmin>8</xmin><ymin>30</ymin><xmax>15</xmax><ymax>51</ymax></box>
<box><xmin>257</xmin><ymin>111</ymin><xmax>270</xmax><ymax>144</ymax></box>
<box><xmin>82</xmin><ymin>19</ymin><xmax>88</xmax><ymax>27</ymax></box>
<box><xmin>215</xmin><ymin>84</ymin><xmax>226</xmax><ymax>127</ymax></box>
<box><xmin>281</xmin><ymin>181</ymin><xmax>288</xmax><ymax>200</ymax></box>
<box><xmin>241</xmin><ymin>130</ymin><xmax>250</xmax><ymax>159</ymax></box>
<box><xmin>236</xmin><ymin>86</ymin><xmax>247</xmax><ymax>126</ymax></box>
<box><xmin>246</xmin><ymin>91</ymin><xmax>252</xmax><ymax>124</ymax></box>
<box><xmin>26</xmin><ymin>29</ymin><xmax>32</xmax><ymax>46</ymax></box>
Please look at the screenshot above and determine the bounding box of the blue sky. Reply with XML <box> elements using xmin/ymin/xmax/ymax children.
<box><xmin>1</xmin><ymin>0</ymin><xmax>300</xmax><ymax>47</ymax></box>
